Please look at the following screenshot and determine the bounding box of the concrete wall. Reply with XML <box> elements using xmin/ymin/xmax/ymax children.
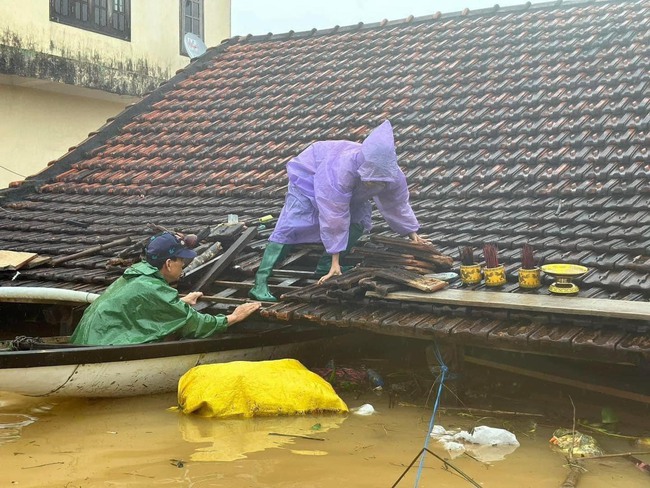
<box><xmin>0</xmin><ymin>82</ymin><xmax>129</xmax><ymax>188</ymax></box>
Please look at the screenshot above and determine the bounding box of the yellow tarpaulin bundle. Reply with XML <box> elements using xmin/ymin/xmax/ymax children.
<box><xmin>178</xmin><ymin>358</ymin><xmax>349</xmax><ymax>418</ymax></box>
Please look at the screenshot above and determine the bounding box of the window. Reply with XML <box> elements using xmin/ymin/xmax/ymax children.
<box><xmin>50</xmin><ymin>0</ymin><xmax>131</xmax><ymax>41</ymax></box>
<box><xmin>180</xmin><ymin>0</ymin><xmax>204</xmax><ymax>56</ymax></box>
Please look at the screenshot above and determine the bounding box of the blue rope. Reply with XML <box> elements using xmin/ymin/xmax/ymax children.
<box><xmin>413</xmin><ymin>343</ymin><xmax>448</xmax><ymax>487</ymax></box>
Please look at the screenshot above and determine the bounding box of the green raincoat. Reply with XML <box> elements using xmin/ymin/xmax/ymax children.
<box><xmin>71</xmin><ymin>261</ymin><xmax>228</xmax><ymax>345</ymax></box>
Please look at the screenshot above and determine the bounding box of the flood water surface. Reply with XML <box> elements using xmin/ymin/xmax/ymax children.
<box><xmin>1</xmin><ymin>386</ymin><xmax>649</xmax><ymax>488</ymax></box>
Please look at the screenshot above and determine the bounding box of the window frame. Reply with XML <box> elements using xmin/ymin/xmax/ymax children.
<box><xmin>180</xmin><ymin>0</ymin><xmax>205</xmax><ymax>57</ymax></box>
<box><xmin>50</xmin><ymin>0</ymin><xmax>131</xmax><ymax>41</ymax></box>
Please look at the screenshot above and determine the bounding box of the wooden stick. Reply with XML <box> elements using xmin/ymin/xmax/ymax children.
<box><xmin>117</xmin><ymin>236</ymin><xmax>149</xmax><ymax>258</ymax></box>
<box><xmin>208</xmin><ymin>280</ymin><xmax>299</xmax><ymax>292</ymax></box>
<box><xmin>569</xmin><ymin>396</ymin><xmax>577</xmax><ymax>462</ymax></box>
<box><xmin>192</xmin><ymin>227</ymin><xmax>258</xmax><ymax>291</ymax></box>
<box><xmin>390</xmin><ymin>447</ymin><xmax>482</xmax><ymax>488</ymax></box>
<box><xmin>187</xmin><ymin>295</ymin><xmax>253</xmax><ymax>305</ymax></box>
<box><xmin>440</xmin><ymin>406</ymin><xmax>544</xmax><ymax>417</ymax></box>
<box><xmin>23</xmin><ymin>461</ymin><xmax>65</xmax><ymax>469</ymax></box>
<box><xmin>580</xmin><ymin>451</ymin><xmax>650</xmax><ymax>460</ymax></box>
<box><xmin>278</xmin><ymin>247</ymin><xmax>315</xmax><ymax>268</ymax></box>
<box><xmin>268</xmin><ymin>432</ymin><xmax>325</xmax><ymax>441</ymax></box>
<box><xmin>49</xmin><ymin>237</ymin><xmax>132</xmax><ymax>266</ymax></box>
<box><xmin>577</xmin><ymin>421</ymin><xmax>639</xmax><ymax>440</ymax></box>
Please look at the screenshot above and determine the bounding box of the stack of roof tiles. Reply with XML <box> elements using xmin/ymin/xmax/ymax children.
<box><xmin>0</xmin><ymin>0</ymin><xmax>648</xmax><ymax>300</ymax></box>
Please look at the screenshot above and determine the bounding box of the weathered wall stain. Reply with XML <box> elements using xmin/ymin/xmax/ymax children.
<box><xmin>1</xmin><ymin>28</ymin><xmax>169</xmax><ymax>96</ymax></box>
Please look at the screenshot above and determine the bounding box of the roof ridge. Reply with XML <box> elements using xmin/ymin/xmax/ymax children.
<box><xmin>226</xmin><ymin>0</ymin><xmax>625</xmax><ymax>44</ymax></box>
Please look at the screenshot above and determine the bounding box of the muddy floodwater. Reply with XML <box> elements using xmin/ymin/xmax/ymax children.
<box><xmin>1</xmin><ymin>337</ymin><xmax>649</xmax><ymax>487</ymax></box>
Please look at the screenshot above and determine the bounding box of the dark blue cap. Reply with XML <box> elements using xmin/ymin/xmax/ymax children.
<box><xmin>145</xmin><ymin>232</ymin><xmax>197</xmax><ymax>261</ymax></box>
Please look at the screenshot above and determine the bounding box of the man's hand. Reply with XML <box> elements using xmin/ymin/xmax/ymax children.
<box><xmin>181</xmin><ymin>291</ymin><xmax>203</xmax><ymax>305</ymax></box>
<box><xmin>408</xmin><ymin>232</ymin><xmax>431</xmax><ymax>245</ymax></box>
<box><xmin>226</xmin><ymin>302</ymin><xmax>262</xmax><ymax>326</ymax></box>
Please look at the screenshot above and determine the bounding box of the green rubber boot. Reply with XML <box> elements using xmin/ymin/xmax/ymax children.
<box><xmin>315</xmin><ymin>223</ymin><xmax>364</xmax><ymax>277</ymax></box>
<box><xmin>249</xmin><ymin>242</ymin><xmax>288</xmax><ymax>302</ymax></box>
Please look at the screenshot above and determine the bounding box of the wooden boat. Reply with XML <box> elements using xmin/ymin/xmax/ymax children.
<box><xmin>0</xmin><ymin>323</ymin><xmax>337</xmax><ymax>398</ymax></box>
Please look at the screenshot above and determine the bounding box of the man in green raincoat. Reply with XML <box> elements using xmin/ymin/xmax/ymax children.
<box><xmin>71</xmin><ymin>232</ymin><xmax>260</xmax><ymax>345</ymax></box>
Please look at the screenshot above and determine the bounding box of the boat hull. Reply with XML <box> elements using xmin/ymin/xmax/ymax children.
<box><xmin>0</xmin><ymin>324</ymin><xmax>337</xmax><ymax>397</ymax></box>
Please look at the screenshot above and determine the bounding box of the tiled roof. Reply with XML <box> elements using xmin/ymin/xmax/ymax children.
<box><xmin>260</xmin><ymin>298</ymin><xmax>650</xmax><ymax>364</ymax></box>
<box><xmin>0</xmin><ymin>0</ymin><xmax>649</xmax><ymax>305</ymax></box>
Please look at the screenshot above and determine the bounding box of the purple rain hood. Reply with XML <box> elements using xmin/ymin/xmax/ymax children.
<box><xmin>269</xmin><ymin>121</ymin><xmax>419</xmax><ymax>254</ymax></box>
<box><xmin>359</xmin><ymin>119</ymin><xmax>400</xmax><ymax>182</ymax></box>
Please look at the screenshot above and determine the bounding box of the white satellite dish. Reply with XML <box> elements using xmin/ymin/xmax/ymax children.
<box><xmin>184</xmin><ymin>33</ymin><xmax>207</xmax><ymax>59</ymax></box>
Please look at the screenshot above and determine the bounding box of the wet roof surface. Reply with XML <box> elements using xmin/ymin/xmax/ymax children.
<box><xmin>0</xmin><ymin>0</ymin><xmax>649</xmax><ymax>310</ymax></box>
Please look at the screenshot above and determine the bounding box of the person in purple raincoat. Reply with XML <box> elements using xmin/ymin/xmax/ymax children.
<box><xmin>249</xmin><ymin>120</ymin><xmax>428</xmax><ymax>302</ymax></box>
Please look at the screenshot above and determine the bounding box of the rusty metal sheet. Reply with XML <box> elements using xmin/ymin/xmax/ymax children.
<box><xmin>488</xmin><ymin>320</ymin><xmax>541</xmax><ymax>349</ymax></box>
<box><xmin>450</xmin><ymin>318</ymin><xmax>502</xmax><ymax>343</ymax></box>
<box><xmin>528</xmin><ymin>324</ymin><xmax>581</xmax><ymax>354</ymax></box>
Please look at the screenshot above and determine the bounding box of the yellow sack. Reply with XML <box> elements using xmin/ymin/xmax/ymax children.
<box><xmin>178</xmin><ymin>358</ymin><xmax>349</xmax><ymax>418</ymax></box>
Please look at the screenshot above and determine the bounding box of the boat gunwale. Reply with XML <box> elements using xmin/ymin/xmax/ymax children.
<box><xmin>0</xmin><ymin>325</ymin><xmax>337</xmax><ymax>368</ymax></box>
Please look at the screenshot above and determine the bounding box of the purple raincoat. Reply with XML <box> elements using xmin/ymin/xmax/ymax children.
<box><xmin>269</xmin><ymin>121</ymin><xmax>419</xmax><ymax>254</ymax></box>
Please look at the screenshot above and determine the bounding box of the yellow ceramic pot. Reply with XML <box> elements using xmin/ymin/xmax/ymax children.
<box><xmin>541</xmin><ymin>263</ymin><xmax>588</xmax><ymax>295</ymax></box>
<box><xmin>460</xmin><ymin>264</ymin><xmax>482</xmax><ymax>285</ymax></box>
<box><xmin>518</xmin><ymin>267</ymin><xmax>541</xmax><ymax>289</ymax></box>
<box><xmin>484</xmin><ymin>264</ymin><xmax>506</xmax><ymax>287</ymax></box>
